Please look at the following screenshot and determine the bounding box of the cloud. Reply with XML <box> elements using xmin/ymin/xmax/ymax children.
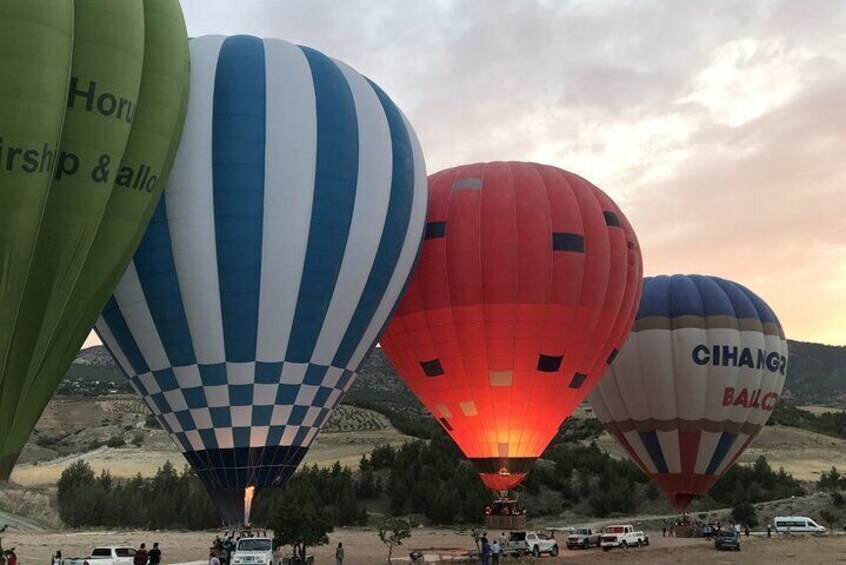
<box><xmin>94</xmin><ymin>0</ymin><xmax>841</xmax><ymax>346</ymax></box>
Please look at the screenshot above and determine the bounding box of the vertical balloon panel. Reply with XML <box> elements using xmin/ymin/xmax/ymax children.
<box><xmin>96</xmin><ymin>35</ymin><xmax>427</xmax><ymax>525</ymax></box>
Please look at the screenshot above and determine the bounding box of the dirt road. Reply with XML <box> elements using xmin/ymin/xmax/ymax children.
<box><xmin>0</xmin><ymin>509</ymin><xmax>44</xmax><ymax>532</ymax></box>
<box><xmin>3</xmin><ymin>528</ymin><xmax>845</xmax><ymax>565</ymax></box>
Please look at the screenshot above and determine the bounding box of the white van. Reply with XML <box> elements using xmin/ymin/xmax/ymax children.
<box><xmin>773</xmin><ymin>516</ymin><xmax>826</xmax><ymax>534</ymax></box>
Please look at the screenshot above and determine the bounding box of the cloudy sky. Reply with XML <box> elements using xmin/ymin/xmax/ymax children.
<box><xmin>86</xmin><ymin>0</ymin><xmax>846</xmax><ymax>348</ymax></box>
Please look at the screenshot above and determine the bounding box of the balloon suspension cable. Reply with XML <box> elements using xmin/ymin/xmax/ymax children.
<box><xmin>243</xmin><ymin>485</ymin><xmax>256</xmax><ymax>527</ymax></box>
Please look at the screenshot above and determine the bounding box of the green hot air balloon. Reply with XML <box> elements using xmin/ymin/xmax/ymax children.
<box><xmin>0</xmin><ymin>0</ymin><xmax>190</xmax><ymax>479</ymax></box>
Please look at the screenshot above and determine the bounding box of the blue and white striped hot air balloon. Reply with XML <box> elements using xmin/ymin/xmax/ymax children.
<box><xmin>589</xmin><ymin>275</ymin><xmax>787</xmax><ymax>512</ymax></box>
<box><xmin>95</xmin><ymin>35</ymin><xmax>427</xmax><ymax>525</ymax></box>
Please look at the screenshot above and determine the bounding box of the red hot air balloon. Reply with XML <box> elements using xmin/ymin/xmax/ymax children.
<box><xmin>380</xmin><ymin>162</ymin><xmax>643</xmax><ymax>491</ymax></box>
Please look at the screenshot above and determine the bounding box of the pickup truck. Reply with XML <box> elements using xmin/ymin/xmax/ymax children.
<box><xmin>505</xmin><ymin>531</ymin><xmax>559</xmax><ymax>558</ymax></box>
<box><xmin>566</xmin><ymin>527</ymin><xmax>601</xmax><ymax>549</ymax></box>
<box><xmin>63</xmin><ymin>547</ymin><xmax>137</xmax><ymax>565</ymax></box>
<box><xmin>231</xmin><ymin>537</ymin><xmax>274</xmax><ymax>565</ymax></box>
<box><xmin>600</xmin><ymin>525</ymin><xmax>648</xmax><ymax>551</ymax></box>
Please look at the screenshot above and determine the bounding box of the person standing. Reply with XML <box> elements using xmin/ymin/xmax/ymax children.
<box><xmin>480</xmin><ymin>537</ymin><xmax>490</xmax><ymax>565</ymax></box>
<box><xmin>208</xmin><ymin>550</ymin><xmax>220</xmax><ymax>565</ymax></box>
<box><xmin>490</xmin><ymin>539</ymin><xmax>501</xmax><ymax>565</ymax></box>
<box><xmin>134</xmin><ymin>544</ymin><xmax>149</xmax><ymax>565</ymax></box>
<box><xmin>767</xmin><ymin>524</ymin><xmax>772</xmax><ymax>538</ymax></box>
<box><xmin>335</xmin><ymin>542</ymin><xmax>344</xmax><ymax>565</ymax></box>
<box><xmin>6</xmin><ymin>548</ymin><xmax>16</xmax><ymax>565</ymax></box>
<box><xmin>498</xmin><ymin>532</ymin><xmax>507</xmax><ymax>550</ymax></box>
<box><xmin>148</xmin><ymin>543</ymin><xmax>161</xmax><ymax>565</ymax></box>
<box><xmin>221</xmin><ymin>537</ymin><xmax>234</xmax><ymax>565</ymax></box>
<box><xmin>52</xmin><ymin>551</ymin><xmax>63</xmax><ymax>565</ymax></box>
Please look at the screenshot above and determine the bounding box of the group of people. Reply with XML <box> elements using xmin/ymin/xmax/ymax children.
<box><xmin>133</xmin><ymin>543</ymin><xmax>162</xmax><ymax>565</ymax></box>
<box><xmin>0</xmin><ymin>526</ymin><xmax>16</xmax><ymax>565</ymax></box>
<box><xmin>661</xmin><ymin>516</ymin><xmax>751</xmax><ymax>539</ymax></box>
<box><xmin>209</xmin><ymin>535</ymin><xmax>236</xmax><ymax>565</ymax></box>
<box><xmin>479</xmin><ymin>532</ymin><xmax>508</xmax><ymax>565</ymax></box>
<box><xmin>483</xmin><ymin>503</ymin><xmax>526</xmax><ymax>516</ymax></box>
<box><xmin>47</xmin><ymin>543</ymin><xmax>160</xmax><ymax>565</ymax></box>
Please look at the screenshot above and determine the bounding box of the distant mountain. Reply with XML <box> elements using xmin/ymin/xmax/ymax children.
<box><xmin>66</xmin><ymin>339</ymin><xmax>846</xmax><ymax>407</ymax></box>
<box><xmin>65</xmin><ymin>345</ymin><xmax>124</xmax><ymax>383</ymax></box>
<box><xmin>783</xmin><ymin>339</ymin><xmax>846</xmax><ymax>405</ymax></box>
<box><xmin>73</xmin><ymin>345</ymin><xmax>116</xmax><ymax>367</ymax></box>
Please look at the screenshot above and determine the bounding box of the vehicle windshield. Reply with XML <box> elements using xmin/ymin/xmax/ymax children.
<box><xmin>508</xmin><ymin>532</ymin><xmax>526</xmax><ymax>541</ymax></box>
<box><xmin>575</xmin><ymin>529</ymin><xmax>590</xmax><ymax>535</ymax></box>
<box><xmin>606</xmin><ymin>527</ymin><xmax>625</xmax><ymax>534</ymax></box>
<box><xmin>237</xmin><ymin>540</ymin><xmax>272</xmax><ymax>552</ymax></box>
<box><xmin>720</xmin><ymin>531</ymin><xmax>737</xmax><ymax>538</ymax></box>
<box><xmin>115</xmin><ymin>549</ymin><xmax>136</xmax><ymax>558</ymax></box>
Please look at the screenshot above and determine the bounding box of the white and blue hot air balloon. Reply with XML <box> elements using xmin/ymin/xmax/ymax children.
<box><xmin>95</xmin><ymin>35</ymin><xmax>427</xmax><ymax>524</ymax></box>
<box><xmin>589</xmin><ymin>275</ymin><xmax>787</xmax><ymax>512</ymax></box>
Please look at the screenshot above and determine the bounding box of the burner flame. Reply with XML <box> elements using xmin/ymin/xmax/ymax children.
<box><xmin>244</xmin><ymin>485</ymin><xmax>256</xmax><ymax>525</ymax></box>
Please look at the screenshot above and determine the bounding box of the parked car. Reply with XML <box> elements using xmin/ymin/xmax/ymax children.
<box><xmin>231</xmin><ymin>537</ymin><xmax>274</xmax><ymax>565</ymax></box>
<box><xmin>600</xmin><ymin>525</ymin><xmax>648</xmax><ymax>551</ymax></box>
<box><xmin>566</xmin><ymin>528</ymin><xmax>600</xmax><ymax>549</ymax></box>
<box><xmin>505</xmin><ymin>531</ymin><xmax>559</xmax><ymax>557</ymax></box>
<box><xmin>63</xmin><ymin>547</ymin><xmax>137</xmax><ymax>565</ymax></box>
<box><xmin>714</xmin><ymin>530</ymin><xmax>741</xmax><ymax>551</ymax></box>
<box><xmin>773</xmin><ymin>516</ymin><xmax>826</xmax><ymax>534</ymax></box>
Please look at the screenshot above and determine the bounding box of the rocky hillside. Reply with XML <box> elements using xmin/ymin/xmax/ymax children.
<box><xmin>783</xmin><ymin>339</ymin><xmax>846</xmax><ymax>404</ymax></box>
<box><xmin>65</xmin><ymin>338</ymin><xmax>846</xmax><ymax>408</ymax></box>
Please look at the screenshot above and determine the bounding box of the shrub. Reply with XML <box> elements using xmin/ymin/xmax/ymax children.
<box><xmin>106</xmin><ymin>435</ymin><xmax>125</xmax><ymax>448</ymax></box>
<box><xmin>731</xmin><ymin>500</ymin><xmax>758</xmax><ymax>528</ymax></box>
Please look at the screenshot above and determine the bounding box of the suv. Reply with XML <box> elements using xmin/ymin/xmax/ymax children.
<box><xmin>714</xmin><ymin>530</ymin><xmax>741</xmax><ymax>551</ymax></box>
<box><xmin>506</xmin><ymin>531</ymin><xmax>559</xmax><ymax>557</ymax></box>
<box><xmin>231</xmin><ymin>538</ymin><xmax>274</xmax><ymax>565</ymax></box>
<box><xmin>566</xmin><ymin>528</ymin><xmax>600</xmax><ymax>549</ymax></box>
<box><xmin>600</xmin><ymin>525</ymin><xmax>648</xmax><ymax>551</ymax></box>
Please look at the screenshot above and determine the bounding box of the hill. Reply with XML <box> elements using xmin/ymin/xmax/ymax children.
<box><xmin>63</xmin><ymin>338</ymin><xmax>846</xmax><ymax>410</ymax></box>
<box><xmin>783</xmin><ymin>339</ymin><xmax>846</xmax><ymax>405</ymax></box>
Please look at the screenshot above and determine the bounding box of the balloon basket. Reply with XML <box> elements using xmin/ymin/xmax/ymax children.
<box><xmin>485</xmin><ymin>513</ymin><xmax>527</xmax><ymax>530</ymax></box>
<box><xmin>484</xmin><ymin>493</ymin><xmax>527</xmax><ymax>530</ymax></box>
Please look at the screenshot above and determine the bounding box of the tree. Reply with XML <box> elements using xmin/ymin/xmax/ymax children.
<box><xmin>818</xmin><ymin>467</ymin><xmax>845</xmax><ymax>491</ymax></box>
<box><xmin>819</xmin><ymin>509</ymin><xmax>839</xmax><ymax>530</ymax></box>
<box><xmin>57</xmin><ymin>460</ymin><xmax>104</xmax><ymax>527</ymax></box>
<box><xmin>378</xmin><ymin>517</ymin><xmax>412</xmax><ymax>564</ymax></box>
<box><xmin>270</xmin><ymin>501</ymin><xmax>332</xmax><ymax>564</ymax></box>
<box><xmin>731</xmin><ymin>500</ymin><xmax>758</xmax><ymax>528</ymax></box>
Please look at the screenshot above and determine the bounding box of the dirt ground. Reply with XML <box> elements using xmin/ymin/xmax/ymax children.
<box><xmin>3</xmin><ymin>529</ymin><xmax>845</xmax><ymax>565</ymax></box>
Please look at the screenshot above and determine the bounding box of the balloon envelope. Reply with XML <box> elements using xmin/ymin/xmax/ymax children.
<box><xmin>590</xmin><ymin>275</ymin><xmax>788</xmax><ymax>511</ymax></box>
<box><xmin>96</xmin><ymin>35</ymin><xmax>427</xmax><ymax>524</ymax></box>
<box><xmin>380</xmin><ymin>162</ymin><xmax>643</xmax><ymax>490</ymax></box>
<box><xmin>0</xmin><ymin>0</ymin><xmax>189</xmax><ymax>478</ymax></box>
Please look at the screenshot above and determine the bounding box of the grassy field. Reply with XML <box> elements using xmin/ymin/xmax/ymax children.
<box><xmin>10</xmin><ymin>400</ymin><xmax>410</xmax><ymax>487</ymax></box>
